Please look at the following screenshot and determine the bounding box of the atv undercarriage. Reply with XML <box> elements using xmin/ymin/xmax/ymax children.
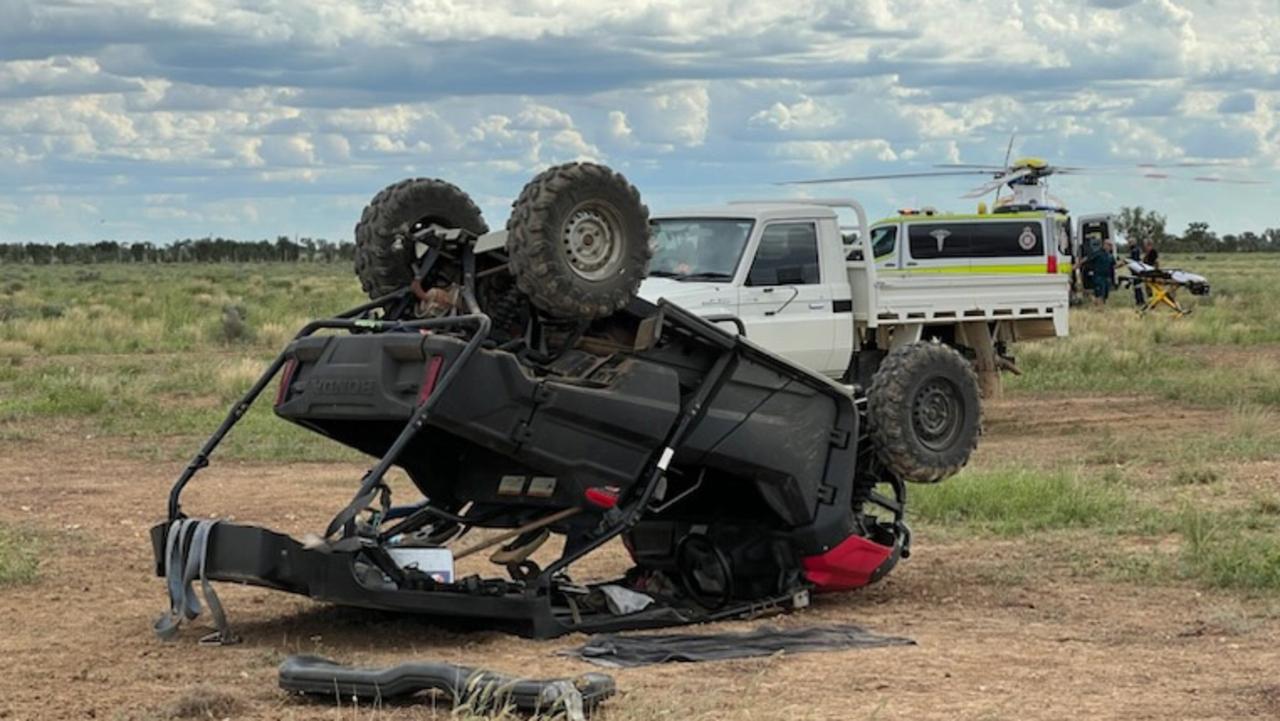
<box><xmin>152</xmin><ymin>164</ymin><xmax>928</xmax><ymax>640</ymax></box>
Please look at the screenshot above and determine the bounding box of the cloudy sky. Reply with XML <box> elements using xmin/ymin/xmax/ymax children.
<box><xmin>0</xmin><ymin>0</ymin><xmax>1276</xmax><ymax>243</ymax></box>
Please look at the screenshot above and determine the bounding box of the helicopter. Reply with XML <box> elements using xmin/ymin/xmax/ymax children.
<box><xmin>783</xmin><ymin>135</ymin><xmax>1265</xmax><ymax>220</ymax></box>
<box><xmin>781</xmin><ymin>137</ymin><xmax>1265</xmax><ymax>302</ymax></box>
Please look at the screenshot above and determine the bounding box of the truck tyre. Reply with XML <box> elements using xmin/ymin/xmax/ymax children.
<box><xmin>506</xmin><ymin>162</ymin><xmax>651</xmax><ymax>320</ymax></box>
<box><xmin>354</xmin><ymin>178</ymin><xmax>488</xmax><ymax>300</ymax></box>
<box><xmin>867</xmin><ymin>341</ymin><xmax>980</xmax><ymax>483</ymax></box>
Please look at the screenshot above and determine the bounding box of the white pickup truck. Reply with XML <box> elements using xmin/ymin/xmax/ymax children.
<box><xmin>639</xmin><ymin>199</ymin><xmax>1071</xmax><ymax>395</ymax></box>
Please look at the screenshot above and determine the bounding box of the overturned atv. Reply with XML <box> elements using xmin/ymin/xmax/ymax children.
<box><xmin>153</xmin><ymin>162</ymin><xmax>972</xmax><ymax>640</ymax></box>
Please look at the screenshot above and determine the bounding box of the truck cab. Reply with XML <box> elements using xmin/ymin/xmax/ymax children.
<box><xmin>645</xmin><ymin>204</ymin><xmax>855</xmax><ymax>376</ymax></box>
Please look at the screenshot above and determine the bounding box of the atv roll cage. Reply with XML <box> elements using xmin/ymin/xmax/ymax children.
<box><xmin>155</xmin><ymin>223</ymin><xmax>909</xmax><ymax>639</ymax></box>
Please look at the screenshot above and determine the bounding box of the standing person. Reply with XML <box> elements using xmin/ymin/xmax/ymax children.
<box><xmin>1128</xmin><ymin>240</ymin><xmax>1145</xmax><ymax>307</ymax></box>
<box><xmin>1142</xmin><ymin>238</ymin><xmax>1159</xmax><ymax>269</ymax></box>
<box><xmin>1091</xmin><ymin>239</ymin><xmax>1116</xmax><ymax>305</ymax></box>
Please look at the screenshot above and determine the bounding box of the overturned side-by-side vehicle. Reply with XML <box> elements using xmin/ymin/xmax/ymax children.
<box><xmin>153</xmin><ymin>163</ymin><xmax>980</xmax><ymax>639</ymax></box>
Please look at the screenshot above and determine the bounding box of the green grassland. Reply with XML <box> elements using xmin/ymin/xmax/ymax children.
<box><xmin>1009</xmin><ymin>253</ymin><xmax>1280</xmax><ymax>405</ymax></box>
<box><xmin>0</xmin><ymin>255</ymin><xmax>1277</xmax><ymax>591</ymax></box>
<box><xmin>0</xmin><ymin>263</ymin><xmax>367</xmax><ymax>461</ymax></box>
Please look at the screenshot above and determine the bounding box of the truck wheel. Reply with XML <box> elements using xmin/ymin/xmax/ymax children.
<box><xmin>867</xmin><ymin>341</ymin><xmax>980</xmax><ymax>483</ymax></box>
<box><xmin>506</xmin><ymin>162</ymin><xmax>651</xmax><ymax>320</ymax></box>
<box><xmin>354</xmin><ymin>178</ymin><xmax>488</xmax><ymax>300</ymax></box>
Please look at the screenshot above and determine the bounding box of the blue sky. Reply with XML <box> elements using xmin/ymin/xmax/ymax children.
<box><xmin>0</xmin><ymin>0</ymin><xmax>1276</xmax><ymax>243</ymax></box>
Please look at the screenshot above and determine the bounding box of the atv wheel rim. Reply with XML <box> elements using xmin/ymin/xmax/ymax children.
<box><xmin>561</xmin><ymin>202</ymin><xmax>624</xmax><ymax>282</ymax></box>
<box><xmin>912</xmin><ymin>378</ymin><xmax>964</xmax><ymax>452</ymax></box>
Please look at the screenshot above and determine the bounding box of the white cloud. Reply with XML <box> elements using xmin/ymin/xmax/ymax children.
<box><xmin>774</xmin><ymin>139</ymin><xmax>898</xmax><ymax>168</ymax></box>
<box><xmin>607</xmin><ymin>110</ymin><xmax>633</xmax><ymax>142</ymax></box>
<box><xmin>749</xmin><ymin>97</ymin><xmax>837</xmax><ymax>132</ymax></box>
<box><xmin>0</xmin><ymin>0</ymin><xmax>1275</xmax><ymax>241</ymax></box>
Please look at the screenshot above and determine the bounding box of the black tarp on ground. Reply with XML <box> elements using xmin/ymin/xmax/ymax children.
<box><xmin>563</xmin><ymin>624</ymin><xmax>915</xmax><ymax>668</ymax></box>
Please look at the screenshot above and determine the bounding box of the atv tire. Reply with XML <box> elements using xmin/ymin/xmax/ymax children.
<box><xmin>354</xmin><ymin>178</ymin><xmax>488</xmax><ymax>300</ymax></box>
<box><xmin>506</xmin><ymin>162</ymin><xmax>651</xmax><ymax>320</ymax></box>
<box><xmin>867</xmin><ymin>341</ymin><xmax>981</xmax><ymax>483</ymax></box>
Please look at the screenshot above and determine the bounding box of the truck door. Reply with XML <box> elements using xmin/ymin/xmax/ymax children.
<box><xmin>738</xmin><ymin>221</ymin><xmax>838</xmax><ymax>372</ymax></box>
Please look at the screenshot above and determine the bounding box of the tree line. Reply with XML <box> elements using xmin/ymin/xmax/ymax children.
<box><xmin>1114</xmin><ymin>208</ymin><xmax>1280</xmax><ymax>253</ymax></box>
<box><xmin>0</xmin><ymin>236</ymin><xmax>356</xmax><ymax>265</ymax></box>
<box><xmin>2</xmin><ymin>209</ymin><xmax>1279</xmax><ymax>265</ymax></box>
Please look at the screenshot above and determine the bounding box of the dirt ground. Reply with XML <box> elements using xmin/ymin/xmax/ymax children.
<box><xmin>2</xmin><ymin>399</ymin><xmax>1279</xmax><ymax>721</ymax></box>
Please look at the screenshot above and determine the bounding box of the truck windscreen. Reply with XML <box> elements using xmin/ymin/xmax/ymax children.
<box><xmin>648</xmin><ymin>218</ymin><xmax>755</xmax><ymax>281</ymax></box>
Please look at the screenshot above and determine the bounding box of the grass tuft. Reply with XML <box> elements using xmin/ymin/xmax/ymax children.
<box><xmin>215</xmin><ymin>304</ymin><xmax>253</xmax><ymax>344</ymax></box>
<box><xmin>164</xmin><ymin>684</ymin><xmax>244</xmax><ymax>719</ymax></box>
<box><xmin>1177</xmin><ymin>507</ymin><xmax>1280</xmax><ymax>590</ymax></box>
<box><xmin>1172</xmin><ymin>466</ymin><xmax>1220</xmax><ymax>486</ymax></box>
<box><xmin>0</xmin><ymin>524</ymin><xmax>38</xmax><ymax>585</ymax></box>
<box><xmin>911</xmin><ymin>467</ymin><xmax>1127</xmax><ymax>535</ymax></box>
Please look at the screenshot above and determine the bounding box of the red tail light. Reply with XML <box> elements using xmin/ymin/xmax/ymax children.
<box><xmin>275</xmin><ymin>358</ymin><xmax>298</xmax><ymax>406</ymax></box>
<box><xmin>417</xmin><ymin>355</ymin><xmax>445</xmax><ymax>405</ymax></box>
<box><xmin>1047</xmin><ymin>255</ymin><xmax>1058</xmax><ymax>274</ymax></box>
<box><xmin>585</xmin><ymin>486</ymin><xmax>620</xmax><ymax>509</ymax></box>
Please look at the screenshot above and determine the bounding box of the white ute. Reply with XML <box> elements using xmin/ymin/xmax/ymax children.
<box><xmin>639</xmin><ymin>199</ymin><xmax>1070</xmax><ymax>396</ymax></box>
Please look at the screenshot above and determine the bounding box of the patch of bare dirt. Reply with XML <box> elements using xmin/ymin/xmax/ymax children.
<box><xmin>977</xmin><ymin>395</ymin><xmax>1224</xmax><ymax>468</ymax></box>
<box><xmin>1</xmin><ymin>424</ymin><xmax>1278</xmax><ymax>720</ymax></box>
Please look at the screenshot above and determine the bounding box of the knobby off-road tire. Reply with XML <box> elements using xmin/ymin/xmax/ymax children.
<box><xmin>867</xmin><ymin>341</ymin><xmax>981</xmax><ymax>483</ymax></box>
<box><xmin>354</xmin><ymin>178</ymin><xmax>488</xmax><ymax>300</ymax></box>
<box><xmin>506</xmin><ymin>162</ymin><xmax>651</xmax><ymax>320</ymax></box>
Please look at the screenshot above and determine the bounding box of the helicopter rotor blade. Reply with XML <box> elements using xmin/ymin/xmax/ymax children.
<box><xmin>777</xmin><ymin>170</ymin><xmax>993</xmax><ymax>185</ymax></box>
<box><xmin>962</xmin><ymin>168</ymin><xmax>1031</xmax><ymax>198</ymax></box>
<box><xmin>1054</xmin><ymin>169</ymin><xmax>1268</xmax><ymax>184</ymax></box>
<box><xmin>1136</xmin><ymin>161</ymin><xmax>1235</xmax><ymax>169</ymax></box>
<box><xmin>995</xmin><ymin>131</ymin><xmax>1016</xmax><ymax>204</ymax></box>
<box><xmin>933</xmin><ymin>163</ymin><xmax>1007</xmax><ymax>170</ymax></box>
<box><xmin>1058</xmin><ymin>161</ymin><xmax>1238</xmax><ymax>173</ymax></box>
<box><xmin>1187</xmin><ymin>176</ymin><xmax>1268</xmax><ymax>185</ymax></box>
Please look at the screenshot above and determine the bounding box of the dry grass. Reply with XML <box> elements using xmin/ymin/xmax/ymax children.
<box><xmin>163</xmin><ymin>685</ymin><xmax>245</xmax><ymax>719</ymax></box>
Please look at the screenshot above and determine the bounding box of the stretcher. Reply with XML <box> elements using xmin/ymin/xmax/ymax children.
<box><xmin>1121</xmin><ymin>260</ymin><xmax>1210</xmax><ymax>317</ymax></box>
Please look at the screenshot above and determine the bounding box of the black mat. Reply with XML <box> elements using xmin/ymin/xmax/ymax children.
<box><xmin>563</xmin><ymin>623</ymin><xmax>915</xmax><ymax>668</ymax></box>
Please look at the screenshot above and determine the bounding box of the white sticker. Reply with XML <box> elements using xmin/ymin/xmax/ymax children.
<box><xmin>1019</xmin><ymin>227</ymin><xmax>1037</xmax><ymax>251</ymax></box>
<box><xmin>930</xmin><ymin>228</ymin><xmax>951</xmax><ymax>253</ymax></box>
<box><xmin>657</xmin><ymin>447</ymin><xmax>675</xmax><ymax>471</ymax></box>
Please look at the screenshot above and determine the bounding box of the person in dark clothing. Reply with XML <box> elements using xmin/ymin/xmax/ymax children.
<box><xmin>1128</xmin><ymin>241</ymin><xmax>1145</xmax><ymax>307</ymax></box>
<box><xmin>1091</xmin><ymin>239</ymin><xmax>1116</xmax><ymax>304</ymax></box>
<box><xmin>1142</xmin><ymin>239</ymin><xmax>1159</xmax><ymax>268</ymax></box>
